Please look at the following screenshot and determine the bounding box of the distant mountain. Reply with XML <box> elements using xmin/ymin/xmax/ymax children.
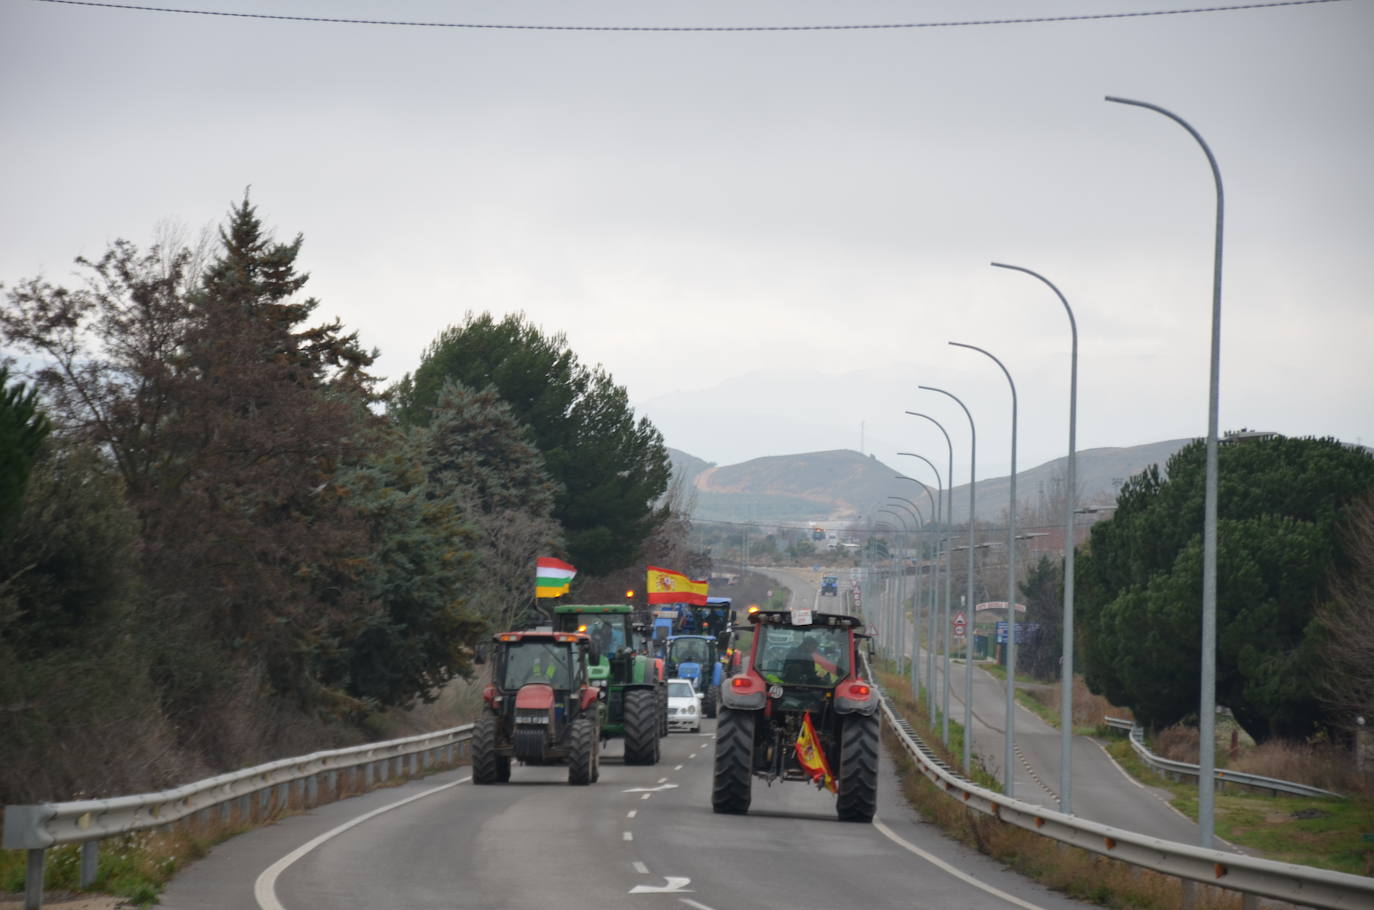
<box><xmin>668</xmin><ymin>439</ymin><xmax>1196</xmax><ymax>526</ymax></box>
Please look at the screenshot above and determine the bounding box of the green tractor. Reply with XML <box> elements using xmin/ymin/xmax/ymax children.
<box><xmin>553</xmin><ymin>604</ymin><xmax>667</xmax><ymax>765</ymax></box>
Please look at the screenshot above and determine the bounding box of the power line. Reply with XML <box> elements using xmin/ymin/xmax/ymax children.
<box><xmin>33</xmin><ymin>0</ymin><xmax>1348</xmax><ymax>33</ymax></box>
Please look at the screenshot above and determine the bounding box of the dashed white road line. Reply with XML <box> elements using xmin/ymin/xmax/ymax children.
<box><xmin>623</xmin><ymin>831</ymin><xmax>634</xmax><ymax>841</ymax></box>
<box><xmin>689</xmin><ymin>753</ymin><xmax>697</xmax><ymax>759</ymax></box>
<box><xmin>679</xmin><ymin>900</ymin><xmax>718</xmax><ymax>910</ymax></box>
<box><xmin>641</xmin><ymin>792</ymin><xmax>651</xmax><ymax>800</ymax></box>
<box><xmin>872</xmin><ymin>817</ymin><xmax>1046</xmax><ymax>910</ymax></box>
<box><xmin>627</xmin><ymin>809</ymin><xmax>637</xmax><ymax>818</ymax></box>
<box><xmin>633</xmin><ymin>861</ymin><xmax>649</xmax><ymax>874</ymax></box>
<box><xmin>674</xmin><ymin>764</ymin><xmax>684</xmax><ymax>771</ymax></box>
<box><xmin>658</xmin><ymin>777</ymin><xmax>669</xmax><ymax>783</ymax></box>
<box><xmin>254</xmin><ymin>776</ymin><xmax>470</xmax><ymax>910</ymax></box>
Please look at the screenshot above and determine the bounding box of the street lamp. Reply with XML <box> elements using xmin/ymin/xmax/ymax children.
<box><xmin>896</xmin><ymin>460</ymin><xmax>942</xmax><ymax>714</ymax></box>
<box><xmin>888</xmin><ymin>494</ymin><xmax>926</xmax><ymax>697</ymax></box>
<box><xmin>991</xmin><ymin>260</ymin><xmax>1079</xmax><ymax>814</ymax></box>
<box><xmin>1107</xmin><ymin>94</ymin><xmax>1225</xmax><ymax>849</ymax></box>
<box><xmin>945</xmin><ymin>342</ymin><xmax>1020</xmax><ymax>797</ymax></box>
<box><xmin>894</xmin><ymin>477</ymin><xmax>936</xmax><ymax>701</ymax></box>
<box><xmin>915</xmin><ymin>392</ymin><xmax>978</xmax><ymax>774</ymax></box>
<box><xmin>877</xmin><ymin>509</ymin><xmax>909</xmax><ymax>662</ymax></box>
<box><xmin>902</xmin><ymin>423</ymin><xmax>956</xmax><ymax>731</ymax></box>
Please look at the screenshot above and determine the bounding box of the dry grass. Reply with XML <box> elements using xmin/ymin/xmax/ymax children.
<box><xmin>1145</xmin><ymin>721</ymin><xmax>1369</xmax><ymax>797</ymax></box>
<box><xmin>1018</xmin><ymin>675</ymin><xmax>1133</xmax><ymax>732</ymax></box>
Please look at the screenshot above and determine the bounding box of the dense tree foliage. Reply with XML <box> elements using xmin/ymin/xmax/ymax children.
<box><xmin>390</xmin><ymin>312</ymin><xmax>671</xmax><ymax>577</ymax></box>
<box><xmin>1314</xmin><ymin>491</ymin><xmax>1374</xmax><ymax>733</ymax></box>
<box><xmin>1077</xmin><ymin>436</ymin><xmax>1374</xmax><ymax>741</ymax></box>
<box><xmin>1017</xmin><ymin>556</ymin><xmax>1064</xmax><ymax>682</ymax></box>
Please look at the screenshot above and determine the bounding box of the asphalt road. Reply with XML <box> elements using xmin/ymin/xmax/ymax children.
<box><xmin>161</xmin><ymin>721</ymin><xmax>1094</xmax><ymax>910</ymax></box>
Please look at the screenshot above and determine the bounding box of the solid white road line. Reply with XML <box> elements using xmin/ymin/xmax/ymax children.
<box><xmin>254</xmin><ymin>776</ymin><xmax>470</xmax><ymax>910</ymax></box>
<box><xmin>872</xmin><ymin>817</ymin><xmax>1047</xmax><ymax>910</ymax></box>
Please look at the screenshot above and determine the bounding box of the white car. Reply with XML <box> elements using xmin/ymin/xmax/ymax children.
<box><xmin>666</xmin><ymin>678</ymin><xmax>702</xmax><ymax>732</ymax></box>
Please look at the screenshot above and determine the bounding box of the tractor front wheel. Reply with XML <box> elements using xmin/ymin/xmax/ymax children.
<box><xmin>623</xmin><ymin>689</ymin><xmax>660</xmax><ymax>765</ymax></box>
<box><xmin>711</xmin><ymin>707</ymin><xmax>754</xmax><ymax>814</ymax></box>
<box><xmin>568</xmin><ymin>717</ymin><xmax>597</xmax><ymax>785</ymax></box>
<box><xmin>836</xmin><ymin>713</ymin><xmax>879</xmax><ymax>822</ymax></box>
<box><xmin>472</xmin><ymin>712</ymin><xmax>509</xmax><ymax>785</ymax></box>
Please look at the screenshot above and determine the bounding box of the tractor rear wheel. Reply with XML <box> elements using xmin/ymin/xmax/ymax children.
<box><xmin>836</xmin><ymin>713</ymin><xmax>879</xmax><ymax>822</ymax></box>
<box><xmin>711</xmin><ymin>707</ymin><xmax>754</xmax><ymax>814</ymax></box>
<box><xmin>623</xmin><ymin>689</ymin><xmax>659</xmax><ymax>765</ymax></box>
<box><xmin>472</xmin><ymin>712</ymin><xmax>509</xmax><ymax>785</ymax></box>
<box><xmin>568</xmin><ymin>717</ymin><xmax>597</xmax><ymax>785</ymax></box>
<box><xmin>702</xmin><ymin>685</ymin><xmax>719</xmax><ymax>719</ymax></box>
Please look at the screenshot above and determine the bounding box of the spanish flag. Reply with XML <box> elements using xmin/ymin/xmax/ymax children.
<box><xmin>794</xmin><ymin>711</ymin><xmax>836</xmax><ymax>793</ymax></box>
<box><xmin>645</xmin><ymin>566</ymin><xmax>709</xmax><ymax>605</ymax></box>
<box><xmin>535</xmin><ymin>557</ymin><xmax>576</xmax><ymax>599</ymax></box>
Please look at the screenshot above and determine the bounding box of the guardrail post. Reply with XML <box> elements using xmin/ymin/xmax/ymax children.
<box><xmin>1180</xmin><ymin>878</ymin><xmax>1197</xmax><ymax>908</ymax></box>
<box><xmin>80</xmin><ymin>839</ymin><xmax>99</xmax><ymax>887</ymax></box>
<box><xmin>1240</xmin><ymin>893</ymin><xmax>1258</xmax><ymax>910</ymax></box>
<box><xmin>24</xmin><ymin>848</ymin><xmax>45</xmax><ymax>910</ymax></box>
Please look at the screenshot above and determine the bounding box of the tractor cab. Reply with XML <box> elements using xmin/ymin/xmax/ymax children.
<box><xmin>665</xmin><ymin>634</ymin><xmax>723</xmax><ymax>717</ymax></box>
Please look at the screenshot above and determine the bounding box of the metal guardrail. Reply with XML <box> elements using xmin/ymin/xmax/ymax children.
<box><xmin>1102</xmin><ymin>715</ymin><xmax>1344</xmax><ymax>800</ymax></box>
<box><xmin>3</xmin><ymin>722</ymin><xmax>473</xmax><ymax>910</ymax></box>
<box><xmin>879</xmin><ymin>686</ymin><xmax>1373</xmax><ymax>909</ymax></box>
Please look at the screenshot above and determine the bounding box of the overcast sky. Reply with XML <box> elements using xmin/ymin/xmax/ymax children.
<box><xmin>3</xmin><ymin>0</ymin><xmax>1370</xmax><ymax>480</ymax></box>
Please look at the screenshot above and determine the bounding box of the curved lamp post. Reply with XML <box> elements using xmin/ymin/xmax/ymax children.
<box><xmin>877</xmin><ymin>508</ymin><xmax>910</xmax><ymax>663</ymax></box>
<box><xmin>991</xmin><ymin>260</ymin><xmax>1079</xmax><ymax>814</ymax></box>
<box><xmin>906</xmin><ymin>412</ymin><xmax>961</xmax><ymax>747</ymax></box>
<box><xmin>894</xmin><ymin>475</ymin><xmax>938</xmax><ymax>704</ymax></box>
<box><xmin>1107</xmin><ymin>94</ymin><xmax>1224</xmax><ymax>849</ymax></box>
<box><xmin>888</xmin><ymin>494</ymin><xmax>927</xmax><ymax>695</ymax></box>
<box><xmin>916</xmin><ymin>391</ymin><xmax>979</xmax><ymax>776</ymax></box>
<box><xmin>946</xmin><ymin>343</ymin><xmax>1018</xmax><ymax>796</ymax></box>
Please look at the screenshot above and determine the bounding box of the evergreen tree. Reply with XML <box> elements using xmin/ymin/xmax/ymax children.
<box><xmin>1078</xmin><ymin>436</ymin><xmax>1374</xmax><ymax>741</ymax></box>
<box><xmin>0</xmin><ymin>367</ymin><xmax>51</xmax><ymax>529</ymax></box>
<box><xmin>391</xmin><ymin>312</ymin><xmax>670</xmax><ymax>577</ymax></box>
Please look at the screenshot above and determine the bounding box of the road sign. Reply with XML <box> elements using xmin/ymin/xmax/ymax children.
<box><xmin>995</xmin><ymin>621</ymin><xmax>1040</xmax><ymax>643</ymax></box>
<box><xmin>952</xmin><ymin>611</ymin><xmax>967</xmax><ymax>638</ymax></box>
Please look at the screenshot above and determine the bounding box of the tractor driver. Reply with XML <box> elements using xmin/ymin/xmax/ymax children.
<box><xmin>783</xmin><ymin>635</ymin><xmax>841</xmax><ymax>685</ymax></box>
<box><xmin>589</xmin><ymin>619</ymin><xmax>614</xmax><ymax>657</ymax></box>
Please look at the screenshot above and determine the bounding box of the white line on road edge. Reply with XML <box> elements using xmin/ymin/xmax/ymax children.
<box><xmin>254</xmin><ymin>776</ymin><xmax>470</xmax><ymax>910</ymax></box>
<box><xmin>680</xmin><ymin>899</ymin><xmax>718</xmax><ymax>910</ymax></box>
<box><xmin>871</xmin><ymin>817</ymin><xmax>1047</xmax><ymax>910</ymax></box>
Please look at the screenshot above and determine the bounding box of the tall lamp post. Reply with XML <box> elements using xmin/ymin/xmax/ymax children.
<box><xmin>946</xmin><ymin>343</ymin><xmax>1018</xmax><ymax>795</ymax></box>
<box><xmin>888</xmin><ymin>494</ymin><xmax>927</xmax><ymax>698</ymax></box>
<box><xmin>894</xmin><ymin>476</ymin><xmax>938</xmax><ymax>704</ymax></box>
<box><xmin>872</xmin><ymin>520</ymin><xmax>894</xmax><ymax>647</ymax></box>
<box><xmin>992</xmin><ymin>260</ymin><xmax>1079</xmax><ymax>814</ymax></box>
<box><xmin>903</xmin><ymin>418</ymin><xmax>956</xmax><ymax>729</ymax></box>
<box><xmin>1107</xmin><ymin>95</ymin><xmax>1224</xmax><ymax>848</ymax></box>
<box><xmin>877</xmin><ymin>509</ymin><xmax>909</xmax><ymax>664</ymax></box>
<box><xmin>917</xmin><ymin>391</ymin><xmax>980</xmax><ymax>776</ymax></box>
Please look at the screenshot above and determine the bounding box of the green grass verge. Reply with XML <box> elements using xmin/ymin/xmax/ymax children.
<box><xmin>1104</xmin><ymin>739</ymin><xmax>1374</xmax><ymax>877</ymax></box>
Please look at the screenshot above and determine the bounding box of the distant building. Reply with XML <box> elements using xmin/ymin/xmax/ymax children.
<box><xmin>1222</xmin><ymin>428</ymin><xmax>1281</xmax><ymax>445</ymax></box>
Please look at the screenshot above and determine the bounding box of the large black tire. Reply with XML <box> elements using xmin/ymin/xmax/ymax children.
<box><xmin>472</xmin><ymin>712</ymin><xmax>509</xmax><ymax>785</ymax></box>
<box><xmin>623</xmin><ymin>689</ymin><xmax>660</xmax><ymax>765</ymax></box>
<box><xmin>836</xmin><ymin>713</ymin><xmax>879</xmax><ymax>822</ymax></box>
<box><xmin>711</xmin><ymin>707</ymin><xmax>754</xmax><ymax>814</ymax></box>
<box><xmin>702</xmin><ymin>685</ymin><xmax>719</xmax><ymax>719</ymax></box>
<box><xmin>568</xmin><ymin>717</ymin><xmax>597</xmax><ymax>785</ymax></box>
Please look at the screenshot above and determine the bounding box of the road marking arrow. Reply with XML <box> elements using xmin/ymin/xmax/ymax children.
<box><xmin>621</xmin><ymin>783</ymin><xmax>679</xmax><ymax>793</ymax></box>
<box><xmin>629</xmin><ymin>877</ymin><xmax>693</xmax><ymax>894</ymax></box>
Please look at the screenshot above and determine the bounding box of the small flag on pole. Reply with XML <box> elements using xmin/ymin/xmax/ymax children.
<box><xmin>535</xmin><ymin>557</ymin><xmax>576</xmax><ymax>599</ymax></box>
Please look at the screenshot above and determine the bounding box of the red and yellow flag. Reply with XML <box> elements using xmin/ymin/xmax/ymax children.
<box><xmin>794</xmin><ymin>711</ymin><xmax>836</xmax><ymax>792</ymax></box>
<box><xmin>645</xmin><ymin>566</ymin><xmax>708</xmax><ymax>605</ymax></box>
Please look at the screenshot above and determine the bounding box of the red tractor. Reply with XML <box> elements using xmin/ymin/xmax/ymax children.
<box><xmin>711</xmin><ymin>609</ymin><xmax>879</xmax><ymax>822</ymax></box>
<box><xmin>472</xmin><ymin>630</ymin><xmax>604</xmax><ymax>785</ymax></box>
